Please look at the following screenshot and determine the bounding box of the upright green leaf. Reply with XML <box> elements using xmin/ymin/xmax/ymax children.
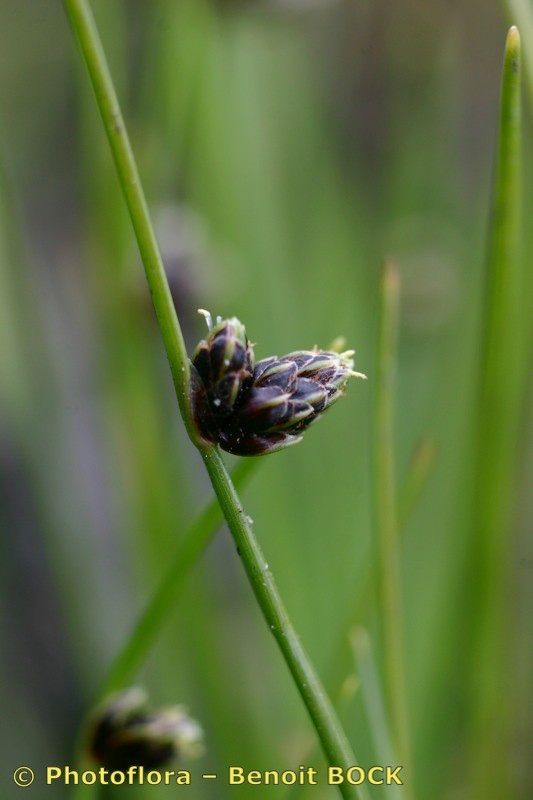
<box><xmin>351</xmin><ymin>629</ymin><xmax>405</xmax><ymax>800</ymax></box>
<box><xmin>374</xmin><ymin>260</ymin><xmax>413</xmax><ymax>792</ymax></box>
<box><xmin>468</xmin><ymin>26</ymin><xmax>524</xmax><ymax>800</ymax></box>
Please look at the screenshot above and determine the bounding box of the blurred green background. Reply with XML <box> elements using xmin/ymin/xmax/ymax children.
<box><xmin>0</xmin><ymin>1</ymin><xmax>531</xmax><ymax>798</ymax></box>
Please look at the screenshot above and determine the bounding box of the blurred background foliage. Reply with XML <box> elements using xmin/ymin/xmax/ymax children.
<box><xmin>0</xmin><ymin>1</ymin><xmax>531</xmax><ymax>798</ymax></box>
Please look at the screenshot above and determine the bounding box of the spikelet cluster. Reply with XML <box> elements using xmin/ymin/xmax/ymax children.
<box><xmin>190</xmin><ymin>311</ymin><xmax>365</xmax><ymax>455</ymax></box>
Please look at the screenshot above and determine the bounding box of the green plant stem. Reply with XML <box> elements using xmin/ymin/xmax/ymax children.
<box><xmin>100</xmin><ymin>458</ymin><xmax>257</xmax><ymax>696</ymax></box>
<box><xmin>201</xmin><ymin>448</ymin><xmax>368</xmax><ymax>800</ymax></box>
<box><xmin>284</xmin><ymin>437</ymin><xmax>437</xmax><ymax>800</ymax></box>
<box><xmin>397</xmin><ymin>437</ymin><xmax>437</xmax><ymax>528</ymax></box>
<box><xmin>328</xmin><ymin>436</ymin><xmax>437</xmax><ymax>695</ymax></box>
<box><xmin>64</xmin><ymin>2</ymin><xmax>366</xmax><ymax>797</ymax></box>
<box><xmin>468</xmin><ymin>27</ymin><xmax>523</xmax><ymax>799</ymax></box>
<box><xmin>374</xmin><ymin>261</ymin><xmax>412</xmax><ymax>784</ymax></box>
<box><xmin>350</xmin><ymin>629</ymin><xmax>405</xmax><ymax>800</ymax></box>
<box><xmin>102</xmin><ymin>432</ymin><xmax>435</xmax><ymax>705</ymax></box>
<box><xmin>64</xmin><ymin>0</ymin><xmax>194</xmax><ymax>440</ymax></box>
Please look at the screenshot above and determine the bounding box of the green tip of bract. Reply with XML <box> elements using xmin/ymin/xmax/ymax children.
<box><xmin>382</xmin><ymin>258</ymin><xmax>400</xmax><ymax>295</ymax></box>
<box><xmin>87</xmin><ymin>688</ymin><xmax>203</xmax><ymax>770</ymax></box>
<box><xmin>506</xmin><ymin>25</ymin><xmax>520</xmax><ymax>55</ymax></box>
<box><xmin>505</xmin><ymin>26</ymin><xmax>520</xmax><ymax>77</ymax></box>
<box><xmin>191</xmin><ymin>315</ymin><xmax>365</xmax><ymax>455</ymax></box>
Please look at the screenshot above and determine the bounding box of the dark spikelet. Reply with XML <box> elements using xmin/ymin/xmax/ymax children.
<box><xmin>254</xmin><ymin>360</ymin><xmax>298</xmax><ymax>389</ymax></box>
<box><xmin>191</xmin><ymin>315</ymin><xmax>255</xmax><ymax>438</ymax></box>
<box><xmin>238</xmin><ymin>386</ymin><xmax>289</xmax><ymax>419</ymax></box>
<box><xmin>192</xmin><ymin>343</ymin><xmax>211</xmax><ymax>386</ymax></box>
<box><xmin>291</xmin><ymin>377</ymin><xmax>328</xmax><ymax>409</ymax></box>
<box><xmin>218</xmin><ymin>430</ymin><xmax>302</xmax><ymax>456</ymax></box>
<box><xmin>266</xmin><ymin>399</ymin><xmax>315</xmax><ymax>432</ymax></box>
<box><xmin>87</xmin><ymin>688</ymin><xmax>203</xmax><ymax>771</ymax></box>
<box><xmin>190</xmin><ymin>312</ymin><xmax>366</xmax><ymax>455</ymax></box>
<box><xmin>253</xmin><ymin>356</ymin><xmax>278</xmax><ymax>382</ymax></box>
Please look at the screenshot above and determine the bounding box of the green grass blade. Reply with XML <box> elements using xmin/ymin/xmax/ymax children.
<box><xmin>350</xmin><ymin>629</ymin><xmax>405</xmax><ymax>800</ymax></box>
<box><xmin>397</xmin><ymin>437</ymin><xmax>438</xmax><ymax>529</ymax></box>
<box><xmin>326</xmin><ymin>435</ymin><xmax>437</xmax><ymax>695</ymax></box>
<box><xmin>99</xmin><ymin>458</ymin><xmax>258</xmax><ymax>696</ymax></box>
<box><xmin>468</xmin><ymin>26</ymin><xmax>524</xmax><ymax>799</ymax></box>
<box><xmin>373</xmin><ymin>260</ymin><xmax>413</xmax><ymax>784</ymax></box>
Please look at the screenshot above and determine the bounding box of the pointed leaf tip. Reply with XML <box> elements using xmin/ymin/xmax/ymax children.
<box><xmin>506</xmin><ymin>25</ymin><xmax>521</xmax><ymax>65</ymax></box>
<box><xmin>382</xmin><ymin>258</ymin><xmax>400</xmax><ymax>293</ymax></box>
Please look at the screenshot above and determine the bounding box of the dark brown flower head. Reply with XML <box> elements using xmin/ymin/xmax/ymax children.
<box><xmin>191</xmin><ymin>310</ymin><xmax>255</xmax><ymax>439</ymax></box>
<box><xmin>87</xmin><ymin>688</ymin><xmax>203</xmax><ymax>771</ymax></box>
<box><xmin>191</xmin><ymin>312</ymin><xmax>366</xmax><ymax>455</ymax></box>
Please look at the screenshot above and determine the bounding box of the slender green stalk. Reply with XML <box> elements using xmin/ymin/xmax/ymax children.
<box><xmin>397</xmin><ymin>437</ymin><xmax>437</xmax><ymax>528</ymax></box>
<box><xmin>328</xmin><ymin>435</ymin><xmax>437</xmax><ymax>694</ymax></box>
<box><xmin>287</xmin><ymin>432</ymin><xmax>437</xmax><ymax>795</ymax></box>
<box><xmin>374</xmin><ymin>261</ymin><xmax>412</xmax><ymax>783</ymax></box>
<box><xmin>63</xmin><ymin>0</ymin><xmax>194</xmax><ymax>440</ymax></box>
<box><xmin>105</xmin><ymin>429</ymin><xmax>435</xmax><ymax>721</ymax></box>
<box><xmin>283</xmin><ymin>674</ymin><xmax>360</xmax><ymax>800</ymax></box>
<box><xmin>100</xmin><ymin>458</ymin><xmax>257</xmax><ymax>696</ymax></box>
<box><xmin>201</xmin><ymin>449</ymin><xmax>368</xmax><ymax>800</ymax></box>
<box><xmin>350</xmin><ymin>629</ymin><xmax>405</xmax><ymax>800</ymax></box>
<box><xmin>63</xmin><ymin>2</ymin><xmax>366</xmax><ymax>796</ymax></box>
<box><xmin>468</xmin><ymin>27</ymin><xmax>523</xmax><ymax>799</ymax></box>
<box><xmin>284</xmin><ymin>439</ymin><xmax>437</xmax><ymax>800</ymax></box>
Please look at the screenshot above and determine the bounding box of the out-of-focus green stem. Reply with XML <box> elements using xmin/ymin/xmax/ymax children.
<box><xmin>351</xmin><ymin>629</ymin><xmax>405</xmax><ymax>800</ymax></box>
<box><xmin>100</xmin><ymin>458</ymin><xmax>257</xmax><ymax>696</ymax></box>
<box><xmin>285</xmin><ymin>437</ymin><xmax>437</xmax><ymax>800</ymax></box>
<box><xmin>63</xmin><ymin>2</ymin><xmax>366</xmax><ymax>797</ymax></box>
<box><xmin>468</xmin><ymin>27</ymin><xmax>523</xmax><ymax>799</ymax></box>
<box><xmin>63</xmin><ymin>0</ymin><xmax>195</xmax><ymax>441</ymax></box>
<box><xmin>327</xmin><ymin>435</ymin><xmax>437</xmax><ymax>694</ymax></box>
<box><xmin>397</xmin><ymin>437</ymin><xmax>438</xmax><ymax>528</ymax></box>
<box><xmin>374</xmin><ymin>260</ymin><xmax>412</xmax><ymax>785</ymax></box>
